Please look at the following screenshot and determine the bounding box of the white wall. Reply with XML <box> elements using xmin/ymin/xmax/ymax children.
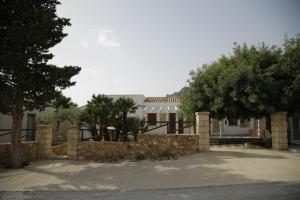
<box><xmin>143</xmin><ymin>101</ymin><xmax>193</xmax><ymax>134</ymax></box>
<box><xmin>108</xmin><ymin>94</ymin><xmax>145</xmax><ymax>119</ymax></box>
<box><xmin>143</xmin><ymin>102</ymin><xmax>180</xmax><ymax>115</ymax></box>
<box><xmin>0</xmin><ymin>107</ymin><xmax>54</xmax><ymax>143</ymax></box>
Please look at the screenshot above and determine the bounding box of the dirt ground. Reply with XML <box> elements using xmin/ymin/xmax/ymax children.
<box><xmin>1</xmin><ymin>145</ymin><xmax>300</xmax><ymax>191</ymax></box>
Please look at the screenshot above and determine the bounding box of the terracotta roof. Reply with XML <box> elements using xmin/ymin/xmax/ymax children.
<box><xmin>144</xmin><ymin>97</ymin><xmax>181</xmax><ymax>103</ymax></box>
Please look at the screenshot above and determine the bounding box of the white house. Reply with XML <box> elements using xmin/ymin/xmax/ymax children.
<box><xmin>0</xmin><ymin>94</ymin><xmax>271</xmax><ymax>142</ymax></box>
<box><xmin>143</xmin><ymin>97</ymin><xmax>193</xmax><ymax>134</ymax></box>
<box><xmin>0</xmin><ymin>107</ymin><xmax>54</xmax><ymax>143</ymax></box>
<box><xmin>104</xmin><ymin>95</ymin><xmax>193</xmax><ymax>134</ymax></box>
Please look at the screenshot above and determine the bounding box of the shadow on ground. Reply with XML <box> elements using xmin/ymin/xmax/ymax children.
<box><xmin>0</xmin><ymin>147</ymin><xmax>296</xmax><ymax>191</ymax></box>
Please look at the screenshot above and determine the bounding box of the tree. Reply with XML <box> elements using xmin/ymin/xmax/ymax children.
<box><xmin>180</xmin><ymin>36</ymin><xmax>300</xmax><ymax>125</ymax></box>
<box><xmin>52</xmin><ymin>93</ymin><xmax>78</xmax><ymax>110</ymax></box>
<box><xmin>114</xmin><ymin>97</ymin><xmax>138</xmax><ymax>141</ymax></box>
<box><xmin>126</xmin><ymin>117</ymin><xmax>146</xmax><ymax>142</ymax></box>
<box><xmin>80</xmin><ymin>95</ymin><xmax>114</xmax><ymax>140</ymax></box>
<box><xmin>0</xmin><ymin>0</ymin><xmax>81</xmax><ymax>168</ymax></box>
<box><xmin>276</xmin><ymin>36</ymin><xmax>300</xmax><ymax>113</ymax></box>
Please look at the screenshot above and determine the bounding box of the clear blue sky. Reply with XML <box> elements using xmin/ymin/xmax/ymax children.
<box><xmin>50</xmin><ymin>0</ymin><xmax>300</xmax><ymax>106</ymax></box>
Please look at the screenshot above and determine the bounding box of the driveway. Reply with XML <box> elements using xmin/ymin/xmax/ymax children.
<box><xmin>0</xmin><ymin>146</ymin><xmax>300</xmax><ymax>192</ymax></box>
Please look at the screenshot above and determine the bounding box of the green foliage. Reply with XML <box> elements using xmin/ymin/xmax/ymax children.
<box><xmin>0</xmin><ymin>0</ymin><xmax>81</xmax><ymax>115</ymax></box>
<box><xmin>37</xmin><ymin>115</ymin><xmax>53</xmax><ymax>125</ymax></box>
<box><xmin>181</xmin><ymin>35</ymin><xmax>300</xmax><ymax>120</ymax></box>
<box><xmin>52</xmin><ymin>93</ymin><xmax>78</xmax><ymax>110</ymax></box>
<box><xmin>80</xmin><ymin>95</ymin><xmax>139</xmax><ymax>141</ymax></box>
<box><xmin>0</xmin><ymin>0</ymin><xmax>81</xmax><ymax>167</ymax></box>
<box><xmin>126</xmin><ymin>117</ymin><xmax>146</xmax><ymax>133</ymax></box>
<box><xmin>114</xmin><ymin>97</ymin><xmax>139</xmax><ymax>119</ymax></box>
<box><xmin>114</xmin><ymin>97</ymin><xmax>138</xmax><ymax>134</ymax></box>
<box><xmin>54</xmin><ymin>106</ymin><xmax>81</xmax><ymax>125</ymax></box>
<box><xmin>80</xmin><ymin>94</ymin><xmax>114</xmax><ymax>129</ymax></box>
<box><xmin>38</xmin><ymin>106</ymin><xmax>81</xmax><ymax>126</ymax></box>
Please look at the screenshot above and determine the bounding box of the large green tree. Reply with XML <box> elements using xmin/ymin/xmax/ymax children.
<box><xmin>276</xmin><ymin>36</ymin><xmax>300</xmax><ymax>113</ymax></box>
<box><xmin>0</xmin><ymin>0</ymin><xmax>81</xmax><ymax>168</ymax></box>
<box><xmin>52</xmin><ymin>93</ymin><xmax>78</xmax><ymax>110</ymax></box>
<box><xmin>181</xmin><ymin>36</ymin><xmax>299</xmax><ymax>124</ymax></box>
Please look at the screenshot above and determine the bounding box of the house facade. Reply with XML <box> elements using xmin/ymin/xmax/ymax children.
<box><xmin>106</xmin><ymin>95</ymin><xmax>190</xmax><ymax>133</ymax></box>
<box><xmin>143</xmin><ymin>97</ymin><xmax>193</xmax><ymax>134</ymax></box>
<box><xmin>0</xmin><ymin>107</ymin><xmax>54</xmax><ymax>143</ymax></box>
<box><xmin>4</xmin><ymin>94</ymin><xmax>298</xmax><ymax>142</ymax></box>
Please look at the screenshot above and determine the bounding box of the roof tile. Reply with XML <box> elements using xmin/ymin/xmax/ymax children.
<box><xmin>144</xmin><ymin>97</ymin><xmax>181</xmax><ymax>103</ymax></box>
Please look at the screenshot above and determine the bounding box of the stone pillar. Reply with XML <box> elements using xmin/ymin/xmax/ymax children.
<box><xmin>67</xmin><ymin>125</ymin><xmax>80</xmax><ymax>160</ymax></box>
<box><xmin>195</xmin><ymin>112</ymin><xmax>210</xmax><ymax>151</ymax></box>
<box><xmin>271</xmin><ymin>112</ymin><xmax>288</xmax><ymax>150</ymax></box>
<box><xmin>219</xmin><ymin>120</ymin><xmax>225</xmax><ymax>137</ymax></box>
<box><xmin>37</xmin><ymin>125</ymin><xmax>52</xmax><ymax>159</ymax></box>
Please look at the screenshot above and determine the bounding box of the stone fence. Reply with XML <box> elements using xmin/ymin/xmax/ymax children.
<box><xmin>65</xmin><ymin>112</ymin><xmax>211</xmax><ymax>161</ymax></box>
<box><xmin>77</xmin><ymin>134</ymin><xmax>200</xmax><ymax>161</ymax></box>
<box><xmin>0</xmin><ymin>141</ymin><xmax>37</xmax><ymax>166</ymax></box>
<box><xmin>0</xmin><ymin>112</ymin><xmax>290</xmax><ymax>166</ymax></box>
<box><xmin>51</xmin><ymin>143</ymin><xmax>67</xmax><ymax>156</ymax></box>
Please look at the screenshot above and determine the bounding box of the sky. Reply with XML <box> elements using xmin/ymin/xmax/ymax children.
<box><xmin>50</xmin><ymin>0</ymin><xmax>300</xmax><ymax>106</ymax></box>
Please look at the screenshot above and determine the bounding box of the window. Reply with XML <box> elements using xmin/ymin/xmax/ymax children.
<box><xmin>159</xmin><ymin>113</ymin><xmax>167</xmax><ymax>123</ymax></box>
<box><xmin>147</xmin><ymin>113</ymin><xmax>157</xmax><ymax>125</ymax></box>
<box><xmin>26</xmin><ymin>113</ymin><xmax>36</xmax><ymax>141</ymax></box>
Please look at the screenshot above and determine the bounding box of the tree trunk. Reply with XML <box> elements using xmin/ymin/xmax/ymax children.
<box><xmin>103</xmin><ymin>126</ymin><xmax>110</xmax><ymax>141</ymax></box>
<box><xmin>91</xmin><ymin>126</ymin><xmax>98</xmax><ymax>140</ymax></box>
<box><xmin>115</xmin><ymin>129</ymin><xmax>120</xmax><ymax>141</ymax></box>
<box><xmin>10</xmin><ymin>90</ymin><xmax>24</xmax><ymax>168</ymax></box>
<box><xmin>266</xmin><ymin>114</ymin><xmax>271</xmax><ymax>133</ymax></box>
<box><xmin>122</xmin><ymin>112</ymin><xmax>127</xmax><ymax>142</ymax></box>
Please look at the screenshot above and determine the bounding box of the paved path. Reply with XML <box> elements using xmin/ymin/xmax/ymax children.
<box><xmin>0</xmin><ymin>146</ymin><xmax>300</xmax><ymax>192</ymax></box>
<box><xmin>1</xmin><ymin>182</ymin><xmax>300</xmax><ymax>200</ymax></box>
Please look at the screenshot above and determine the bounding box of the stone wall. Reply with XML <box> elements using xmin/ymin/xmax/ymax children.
<box><xmin>138</xmin><ymin>134</ymin><xmax>200</xmax><ymax>156</ymax></box>
<box><xmin>52</xmin><ymin>121</ymin><xmax>69</xmax><ymax>145</ymax></box>
<box><xmin>77</xmin><ymin>134</ymin><xmax>200</xmax><ymax>161</ymax></box>
<box><xmin>67</xmin><ymin>125</ymin><xmax>80</xmax><ymax>160</ymax></box>
<box><xmin>51</xmin><ymin>143</ymin><xmax>67</xmax><ymax>156</ymax></box>
<box><xmin>37</xmin><ymin>125</ymin><xmax>52</xmax><ymax>159</ymax></box>
<box><xmin>0</xmin><ymin>142</ymin><xmax>37</xmax><ymax>166</ymax></box>
<box><xmin>195</xmin><ymin>112</ymin><xmax>210</xmax><ymax>151</ymax></box>
<box><xmin>271</xmin><ymin>112</ymin><xmax>288</xmax><ymax>150</ymax></box>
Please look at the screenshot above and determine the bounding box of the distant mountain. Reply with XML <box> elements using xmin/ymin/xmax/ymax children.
<box><xmin>166</xmin><ymin>87</ymin><xmax>188</xmax><ymax>97</ymax></box>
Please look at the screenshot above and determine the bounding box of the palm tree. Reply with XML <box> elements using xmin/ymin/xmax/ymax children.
<box><xmin>114</xmin><ymin>97</ymin><xmax>138</xmax><ymax>141</ymax></box>
<box><xmin>80</xmin><ymin>94</ymin><xmax>114</xmax><ymax>141</ymax></box>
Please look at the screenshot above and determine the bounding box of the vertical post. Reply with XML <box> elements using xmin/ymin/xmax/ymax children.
<box><xmin>167</xmin><ymin>122</ymin><xmax>169</xmax><ymax>134</ymax></box>
<box><xmin>37</xmin><ymin>125</ymin><xmax>52</xmax><ymax>159</ymax></box>
<box><xmin>219</xmin><ymin>119</ymin><xmax>225</xmax><ymax>138</ymax></box>
<box><xmin>67</xmin><ymin>125</ymin><xmax>80</xmax><ymax>160</ymax></box>
<box><xmin>195</xmin><ymin>112</ymin><xmax>210</xmax><ymax>151</ymax></box>
<box><xmin>258</xmin><ymin>117</ymin><xmax>267</xmax><ymax>138</ymax></box>
<box><xmin>209</xmin><ymin>117</ymin><xmax>213</xmax><ymax>135</ymax></box>
<box><xmin>271</xmin><ymin>112</ymin><xmax>288</xmax><ymax>150</ymax></box>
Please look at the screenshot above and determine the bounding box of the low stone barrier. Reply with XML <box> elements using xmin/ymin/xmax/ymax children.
<box><xmin>0</xmin><ymin>141</ymin><xmax>37</xmax><ymax>166</ymax></box>
<box><xmin>77</xmin><ymin>134</ymin><xmax>200</xmax><ymax>161</ymax></box>
<box><xmin>51</xmin><ymin>143</ymin><xmax>67</xmax><ymax>156</ymax></box>
<box><xmin>138</xmin><ymin>134</ymin><xmax>200</xmax><ymax>156</ymax></box>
